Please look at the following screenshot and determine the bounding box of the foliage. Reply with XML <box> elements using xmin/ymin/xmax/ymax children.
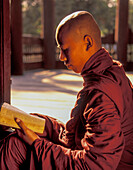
<box><xmin>55</xmin><ymin>0</ymin><xmax>116</xmax><ymax>35</ymax></box>
<box><xmin>22</xmin><ymin>0</ymin><xmax>42</xmax><ymax>36</ymax></box>
<box><xmin>22</xmin><ymin>0</ymin><xmax>133</xmax><ymax>36</ymax></box>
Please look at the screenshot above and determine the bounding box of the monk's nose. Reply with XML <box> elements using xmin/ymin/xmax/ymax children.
<box><xmin>59</xmin><ymin>51</ymin><xmax>67</xmax><ymax>61</ymax></box>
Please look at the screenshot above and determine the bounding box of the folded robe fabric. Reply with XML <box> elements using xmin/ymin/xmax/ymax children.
<box><xmin>0</xmin><ymin>48</ymin><xmax>133</xmax><ymax>170</ymax></box>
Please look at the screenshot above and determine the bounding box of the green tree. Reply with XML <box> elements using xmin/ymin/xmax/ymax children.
<box><xmin>55</xmin><ymin>0</ymin><xmax>116</xmax><ymax>35</ymax></box>
<box><xmin>55</xmin><ymin>0</ymin><xmax>74</xmax><ymax>27</ymax></box>
<box><xmin>22</xmin><ymin>0</ymin><xmax>117</xmax><ymax>36</ymax></box>
<box><xmin>22</xmin><ymin>0</ymin><xmax>42</xmax><ymax>36</ymax></box>
<box><xmin>22</xmin><ymin>0</ymin><xmax>118</xmax><ymax>36</ymax></box>
<box><xmin>22</xmin><ymin>0</ymin><xmax>133</xmax><ymax>36</ymax></box>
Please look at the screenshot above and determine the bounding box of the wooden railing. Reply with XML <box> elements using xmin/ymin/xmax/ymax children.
<box><xmin>22</xmin><ymin>33</ymin><xmax>133</xmax><ymax>71</ymax></box>
<box><xmin>101</xmin><ymin>33</ymin><xmax>117</xmax><ymax>59</ymax></box>
<box><xmin>101</xmin><ymin>31</ymin><xmax>133</xmax><ymax>70</ymax></box>
<box><xmin>22</xmin><ymin>36</ymin><xmax>44</xmax><ymax>70</ymax></box>
<box><xmin>128</xmin><ymin>30</ymin><xmax>133</xmax><ymax>63</ymax></box>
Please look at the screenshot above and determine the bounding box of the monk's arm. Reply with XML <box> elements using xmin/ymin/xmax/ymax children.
<box><xmin>15</xmin><ymin>114</ymin><xmax>66</xmax><ymax>145</ymax></box>
<box><xmin>16</xmin><ymin>91</ymin><xmax>124</xmax><ymax>169</ymax></box>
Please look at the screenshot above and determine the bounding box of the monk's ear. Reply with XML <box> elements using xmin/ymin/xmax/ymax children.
<box><xmin>83</xmin><ymin>35</ymin><xmax>93</xmax><ymax>51</ymax></box>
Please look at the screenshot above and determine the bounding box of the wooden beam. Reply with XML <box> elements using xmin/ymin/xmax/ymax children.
<box><xmin>0</xmin><ymin>0</ymin><xmax>11</xmax><ymax>105</ymax></box>
<box><xmin>11</xmin><ymin>0</ymin><xmax>23</xmax><ymax>75</ymax></box>
<box><xmin>42</xmin><ymin>0</ymin><xmax>56</xmax><ymax>69</ymax></box>
<box><xmin>115</xmin><ymin>0</ymin><xmax>129</xmax><ymax>69</ymax></box>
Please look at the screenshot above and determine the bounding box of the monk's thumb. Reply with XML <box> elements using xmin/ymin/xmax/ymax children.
<box><xmin>15</xmin><ymin>118</ymin><xmax>27</xmax><ymax>132</ymax></box>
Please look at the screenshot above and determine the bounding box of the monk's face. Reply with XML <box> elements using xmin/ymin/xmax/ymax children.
<box><xmin>56</xmin><ymin>11</ymin><xmax>102</xmax><ymax>73</ymax></box>
<box><xmin>57</xmin><ymin>29</ymin><xmax>86</xmax><ymax>73</ymax></box>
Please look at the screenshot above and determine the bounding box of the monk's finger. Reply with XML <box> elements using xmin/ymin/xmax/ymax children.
<box><xmin>14</xmin><ymin>118</ymin><xmax>27</xmax><ymax>133</ymax></box>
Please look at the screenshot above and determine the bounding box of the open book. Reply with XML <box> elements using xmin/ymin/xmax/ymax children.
<box><xmin>0</xmin><ymin>102</ymin><xmax>45</xmax><ymax>134</ymax></box>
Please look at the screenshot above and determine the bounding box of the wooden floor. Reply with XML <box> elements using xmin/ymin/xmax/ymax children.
<box><xmin>11</xmin><ymin>69</ymin><xmax>133</xmax><ymax>123</ymax></box>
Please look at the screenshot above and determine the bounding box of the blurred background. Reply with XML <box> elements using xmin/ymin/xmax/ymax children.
<box><xmin>22</xmin><ymin>0</ymin><xmax>133</xmax><ymax>36</ymax></box>
<box><xmin>0</xmin><ymin>0</ymin><xmax>133</xmax><ymax>123</ymax></box>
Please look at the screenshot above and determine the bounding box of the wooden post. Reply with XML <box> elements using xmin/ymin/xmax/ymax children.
<box><xmin>115</xmin><ymin>0</ymin><xmax>129</xmax><ymax>69</ymax></box>
<box><xmin>42</xmin><ymin>0</ymin><xmax>56</xmax><ymax>69</ymax></box>
<box><xmin>0</xmin><ymin>0</ymin><xmax>11</xmax><ymax>106</ymax></box>
<box><xmin>11</xmin><ymin>0</ymin><xmax>23</xmax><ymax>75</ymax></box>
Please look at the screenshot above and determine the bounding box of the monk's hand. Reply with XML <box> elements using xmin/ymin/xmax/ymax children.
<box><xmin>15</xmin><ymin>118</ymin><xmax>40</xmax><ymax>145</ymax></box>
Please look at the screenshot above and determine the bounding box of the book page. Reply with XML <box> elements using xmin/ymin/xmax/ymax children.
<box><xmin>0</xmin><ymin>102</ymin><xmax>45</xmax><ymax>134</ymax></box>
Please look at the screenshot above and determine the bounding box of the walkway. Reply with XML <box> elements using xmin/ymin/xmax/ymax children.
<box><xmin>11</xmin><ymin>69</ymin><xmax>133</xmax><ymax>123</ymax></box>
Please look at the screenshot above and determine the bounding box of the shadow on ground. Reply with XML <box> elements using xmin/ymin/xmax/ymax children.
<box><xmin>11</xmin><ymin>69</ymin><xmax>83</xmax><ymax>95</ymax></box>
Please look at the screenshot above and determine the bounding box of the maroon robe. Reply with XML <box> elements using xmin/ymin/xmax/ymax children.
<box><xmin>0</xmin><ymin>48</ymin><xmax>133</xmax><ymax>169</ymax></box>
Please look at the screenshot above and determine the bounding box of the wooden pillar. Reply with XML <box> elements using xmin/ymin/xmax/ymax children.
<box><xmin>42</xmin><ymin>0</ymin><xmax>56</xmax><ymax>69</ymax></box>
<box><xmin>115</xmin><ymin>0</ymin><xmax>129</xmax><ymax>69</ymax></box>
<box><xmin>11</xmin><ymin>0</ymin><xmax>23</xmax><ymax>75</ymax></box>
<box><xmin>0</xmin><ymin>0</ymin><xmax>11</xmax><ymax>106</ymax></box>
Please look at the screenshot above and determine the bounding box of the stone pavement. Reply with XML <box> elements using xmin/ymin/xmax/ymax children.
<box><xmin>11</xmin><ymin>69</ymin><xmax>133</xmax><ymax>124</ymax></box>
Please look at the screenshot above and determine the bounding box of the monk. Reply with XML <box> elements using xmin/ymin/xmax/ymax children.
<box><xmin>0</xmin><ymin>11</ymin><xmax>133</xmax><ymax>170</ymax></box>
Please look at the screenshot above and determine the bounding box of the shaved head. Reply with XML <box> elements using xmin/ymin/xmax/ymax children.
<box><xmin>56</xmin><ymin>11</ymin><xmax>101</xmax><ymax>50</ymax></box>
<box><xmin>55</xmin><ymin>11</ymin><xmax>102</xmax><ymax>73</ymax></box>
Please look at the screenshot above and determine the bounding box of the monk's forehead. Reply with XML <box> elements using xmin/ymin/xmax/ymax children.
<box><xmin>57</xmin><ymin>25</ymin><xmax>80</xmax><ymax>46</ymax></box>
<box><xmin>57</xmin><ymin>21</ymin><xmax>85</xmax><ymax>43</ymax></box>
